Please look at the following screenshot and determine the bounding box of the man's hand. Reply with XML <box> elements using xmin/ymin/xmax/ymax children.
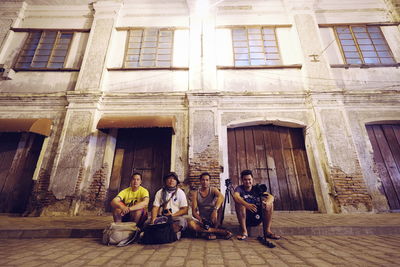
<box><xmin>120</xmin><ymin>205</ymin><xmax>130</xmax><ymax>216</ymax></box>
<box><xmin>245</xmin><ymin>203</ymin><xmax>257</xmax><ymax>213</ymax></box>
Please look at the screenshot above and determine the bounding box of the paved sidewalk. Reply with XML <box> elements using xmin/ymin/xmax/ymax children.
<box><xmin>0</xmin><ymin>235</ymin><xmax>399</xmax><ymax>266</ymax></box>
<box><xmin>1</xmin><ymin>212</ymin><xmax>400</xmax><ymax>238</ymax></box>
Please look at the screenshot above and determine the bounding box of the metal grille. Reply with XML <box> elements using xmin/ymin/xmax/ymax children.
<box><xmin>335</xmin><ymin>26</ymin><xmax>395</xmax><ymax>64</ymax></box>
<box><xmin>15</xmin><ymin>31</ymin><xmax>73</xmax><ymax>69</ymax></box>
<box><xmin>231</xmin><ymin>27</ymin><xmax>281</xmax><ymax>67</ymax></box>
<box><xmin>124</xmin><ymin>28</ymin><xmax>174</xmax><ymax>68</ymax></box>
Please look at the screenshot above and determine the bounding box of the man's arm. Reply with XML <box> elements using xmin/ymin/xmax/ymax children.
<box><xmin>233</xmin><ymin>191</ymin><xmax>257</xmax><ymax>213</ymax></box>
<box><xmin>191</xmin><ymin>191</ymin><xmax>202</xmax><ymax>222</ymax></box>
<box><xmin>151</xmin><ymin>205</ymin><xmax>160</xmax><ymax>224</ymax></box>
<box><xmin>130</xmin><ymin>197</ymin><xmax>149</xmax><ymax>211</ymax></box>
<box><xmin>172</xmin><ymin>206</ymin><xmax>188</xmax><ymax>217</ymax></box>
<box><xmin>213</xmin><ymin>188</ymin><xmax>224</xmax><ymax>210</ymax></box>
<box><xmin>111</xmin><ymin>196</ymin><xmax>130</xmax><ymax>215</ymax></box>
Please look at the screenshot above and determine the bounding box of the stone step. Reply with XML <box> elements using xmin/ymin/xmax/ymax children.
<box><xmin>2</xmin><ymin>224</ymin><xmax>400</xmax><ymax>239</ymax></box>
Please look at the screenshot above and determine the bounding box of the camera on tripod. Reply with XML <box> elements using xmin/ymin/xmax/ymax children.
<box><xmin>225</xmin><ymin>178</ymin><xmax>232</xmax><ymax>187</ymax></box>
<box><xmin>253</xmin><ymin>183</ymin><xmax>268</xmax><ymax>197</ymax></box>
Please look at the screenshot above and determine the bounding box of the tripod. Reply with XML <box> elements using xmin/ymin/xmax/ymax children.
<box><xmin>219</xmin><ymin>179</ymin><xmax>234</xmax><ymax>226</ymax></box>
<box><xmin>256</xmin><ymin>194</ymin><xmax>276</xmax><ymax>248</ymax></box>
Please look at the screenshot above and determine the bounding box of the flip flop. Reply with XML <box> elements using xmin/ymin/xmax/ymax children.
<box><xmin>206</xmin><ymin>234</ymin><xmax>217</xmax><ymax>240</ymax></box>
<box><xmin>224</xmin><ymin>231</ymin><xmax>234</xmax><ymax>240</ymax></box>
<box><xmin>265</xmin><ymin>232</ymin><xmax>281</xmax><ymax>240</ymax></box>
<box><xmin>237</xmin><ymin>234</ymin><xmax>248</xmax><ymax>240</ymax></box>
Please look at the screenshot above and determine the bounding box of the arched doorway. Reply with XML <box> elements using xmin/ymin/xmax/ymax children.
<box><xmin>227</xmin><ymin>125</ymin><xmax>318</xmax><ymax>211</ymax></box>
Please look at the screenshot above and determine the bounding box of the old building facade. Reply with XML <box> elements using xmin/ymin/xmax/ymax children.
<box><xmin>0</xmin><ymin>0</ymin><xmax>399</xmax><ymax>216</ymax></box>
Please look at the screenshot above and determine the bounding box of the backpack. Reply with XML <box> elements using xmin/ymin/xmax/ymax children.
<box><xmin>102</xmin><ymin>222</ymin><xmax>140</xmax><ymax>247</ymax></box>
<box><xmin>141</xmin><ymin>216</ymin><xmax>177</xmax><ymax>244</ymax></box>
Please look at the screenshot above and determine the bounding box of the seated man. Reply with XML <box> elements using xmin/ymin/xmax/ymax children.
<box><xmin>188</xmin><ymin>172</ymin><xmax>233</xmax><ymax>240</ymax></box>
<box><xmin>233</xmin><ymin>169</ymin><xmax>281</xmax><ymax>240</ymax></box>
<box><xmin>111</xmin><ymin>172</ymin><xmax>149</xmax><ymax>228</ymax></box>
<box><xmin>151</xmin><ymin>172</ymin><xmax>188</xmax><ymax>239</ymax></box>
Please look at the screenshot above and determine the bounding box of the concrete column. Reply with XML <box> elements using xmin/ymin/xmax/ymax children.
<box><xmin>75</xmin><ymin>1</ymin><xmax>122</xmax><ymax>92</ymax></box>
<box><xmin>187</xmin><ymin>0</ymin><xmax>217</xmax><ymax>91</ymax></box>
<box><xmin>284</xmin><ymin>0</ymin><xmax>337</xmax><ymax>92</ymax></box>
<box><xmin>0</xmin><ymin>1</ymin><xmax>26</xmax><ymax>66</ymax></box>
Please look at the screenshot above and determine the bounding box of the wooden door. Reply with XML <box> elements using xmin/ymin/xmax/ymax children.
<box><xmin>107</xmin><ymin>128</ymin><xmax>172</xmax><ymax>211</ymax></box>
<box><xmin>366</xmin><ymin>124</ymin><xmax>400</xmax><ymax>210</ymax></box>
<box><xmin>228</xmin><ymin>125</ymin><xmax>318</xmax><ymax>211</ymax></box>
<box><xmin>0</xmin><ymin>132</ymin><xmax>44</xmax><ymax>213</ymax></box>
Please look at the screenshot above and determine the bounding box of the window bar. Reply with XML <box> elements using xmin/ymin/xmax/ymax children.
<box><xmin>47</xmin><ymin>31</ymin><xmax>61</xmax><ymax>68</ymax></box>
<box><xmin>31</xmin><ymin>31</ymin><xmax>46</xmax><ymax>68</ymax></box>
<box><xmin>349</xmin><ymin>26</ymin><xmax>365</xmax><ymax>64</ymax></box>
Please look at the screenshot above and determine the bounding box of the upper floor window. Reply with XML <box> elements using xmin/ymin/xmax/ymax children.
<box><xmin>15</xmin><ymin>31</ymin><xmax>73</xmax><ymax>69</ymax></box>
<box><xmin>124</xmin><ymin>28</ymin><xmax>174</xmax><ymax>68</ymax></box>
<box><xmin>232</xmin><ymin>27</ymin><xmax>281</xmax><ymax>67</ymax></box>
<box><xmin>334</xmin><ymin>26</ymin><xmax>396</xmax><ymax>65</ymax></box>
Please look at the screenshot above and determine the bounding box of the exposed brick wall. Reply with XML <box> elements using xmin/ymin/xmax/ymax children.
<box><xmin>77</xmin><ymin>164</ymin><xmax>109</xmax><ymax>215</ymax></box>
<box><xmin>188</xmin><ymin>137</ymin><xmax>222</xmax><ymax>190</ymax></box>
<box><xmin>29</xmin><ymin>169</ymin><xmax>57</xmax><ymax>215</ymax></box>
<box><xmin>330</xmin><ymin>166</ymin><xmax>373</xmax><ymax>212</ymax></box>
<box><xmin>85</xmin><ymin>163</ymin><xmax>108</xmax><ymax>207</ymax></box>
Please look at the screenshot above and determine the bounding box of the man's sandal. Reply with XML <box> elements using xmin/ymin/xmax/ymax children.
<box><xmin>237</xmin><ymin>234</ymin><xmax>248</xmax><ymax>240</ymax></box>
<box><xmin>265</xmin><ymin>232</ymin><xmax>281</xmax><ymax>240</ymax></box>
<box><xmin>206</xmin><ymin>234</ymin><xmax>217</xmax><ymax>240</ymax></box>
<box><xmin>224</xmin><ymin>231</ymin><xmax>234</xmax><ymax>240</ymax></box>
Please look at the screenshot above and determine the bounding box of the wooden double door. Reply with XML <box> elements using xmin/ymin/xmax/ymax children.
<box><xmin>367</xmin><ymin>124</ymin><xmax>400</xmax><ymax>210</ymax></box>
<box><xmin>108</xmin><ymin>128</ymin><xmax>172</xmax><ymax>210</ymax></box>
<box><xmin>228</xmin><ymin>125</ymin><xmax>318</xmax><ymax>211</ymax></box>
<box><xmin>0</xmin><ymin>132</ymin><xmax>44</xmax><ymax>213</ymax></box>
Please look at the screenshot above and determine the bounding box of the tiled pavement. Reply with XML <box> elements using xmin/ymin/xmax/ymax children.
<box><xmin>0</xmin><ymin>235</ymin><xmax>399</xmax><ymax>266</ymax></box>
<box><xmin>0</xmin><ymin>212</ymin><xmax>400</xmax><ymax>266</ymax></box>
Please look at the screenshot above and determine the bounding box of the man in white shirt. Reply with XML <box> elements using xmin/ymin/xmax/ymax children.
<box><xmin>151</xmin><ymin>172</ymin><xmax>188</xmax><ymax>239</ymax></box>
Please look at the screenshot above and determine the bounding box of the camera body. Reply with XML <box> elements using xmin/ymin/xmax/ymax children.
<box><xmin>201</xmin><ymin>218</ymin><xmax>212</xmax><ymax>230</ymax></box>
<box><xmin>225</xmin><ymin>178</ymin><xmax>232</xmax><ymax>187</ymax></box>
<box><xmin>253</xmin><ymin>183</ymin><xmax>268</xmax><ymax>197</ymax></box>
<box><xmin>162</xmin><ymin>208</ymin><xmax>172</xmax><ymax>215</ymax></box>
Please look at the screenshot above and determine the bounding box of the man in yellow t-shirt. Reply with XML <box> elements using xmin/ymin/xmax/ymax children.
<box><xmin>111</xmin><ymin>172</ymin><xmax>149</xmax><ymax>227</ymax></box>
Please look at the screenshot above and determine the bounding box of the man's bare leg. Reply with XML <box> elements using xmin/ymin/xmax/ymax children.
<box><xmin>112</xmin><ymin>208</ymin><xmax>123</xmax><ymax>222</ymax></box>
<box><xmin>262</xmin><ymin>194</ymin><xmax>280</xmax><ymax>239</ymax></box>
<box><xmin>129</xmin><ymin>209</ymin><xmax>148</xmax><ymax>227</ymax></box>
<box><xmin>234</xmin><ymin>202</ymin><xmax>248</xmax><ymax>239</ymax></box>
<box><xmin>188</xmin><ymin>220</ymin><xmax>232</xmax><ymax>239</ymax></box>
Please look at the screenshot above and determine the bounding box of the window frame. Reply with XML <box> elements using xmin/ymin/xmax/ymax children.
<box><xmin>122</xmin><ymin>27</ymin><xmax>175</xmax><ymax>69</ymax></box>
<box><xmin>13</xmin><ymin>29</ymin><xmax>80</xmax><ymax>71</ymax></box>
<box><xmin>333</xmin><ymin>25</ymin><xmax>397</xmax><ymax>66</ymax></box>
<box><xmin>230</xmin><ymin>26</ymin><xmax>283</xmax><ymax>67</ymax></box>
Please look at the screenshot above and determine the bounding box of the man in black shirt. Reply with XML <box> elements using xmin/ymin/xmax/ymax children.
<box><xmin>233</xmin><ymin>169</ymin><xmax>281</xmax><ymax>240</ymax></box>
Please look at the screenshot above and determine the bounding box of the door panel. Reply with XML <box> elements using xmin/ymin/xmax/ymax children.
<box><xmin>367</xmin><ymin>124</ymin><xmax>400</xmax><ymax>210</ymax></box>
<box><xmin>108</xmin><ymin>128</ymin><xmax>172</xmax><ymax>211</ymax></box>
<box><xmin>227</xmin><ymin>125</ymin><xmax>318</xmax><ymax>211</ymax></box>
<box><xmin>0</xmin><ymin>132</ymin><xmax>44</xmax><ymax>213</ymax></box>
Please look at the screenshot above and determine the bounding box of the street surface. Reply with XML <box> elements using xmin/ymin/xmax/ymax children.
<box><xmin>1</xmin><ymin>235</ymin><xmax>399</xmax><ymax>266</ymax></box>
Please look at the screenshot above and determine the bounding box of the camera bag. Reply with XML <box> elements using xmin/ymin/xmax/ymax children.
<box><xmin>141</xmin><ymin>216</ymin><xmax>177</xmax><ymax>244</ymax></box>
<box><xmin>102</xmin><ymin>222</ymin><xmax>140</xmax><ymax>247</ymax></box>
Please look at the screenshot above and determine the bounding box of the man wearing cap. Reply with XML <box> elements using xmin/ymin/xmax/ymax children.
<box><xmin>151</xmin><ymin>172</ymin><xmax>188</xmax><ymax>239</ymax></box>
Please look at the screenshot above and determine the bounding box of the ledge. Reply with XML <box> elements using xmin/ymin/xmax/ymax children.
<box><xmin>217</xmin><ymin>64</ymin><xmax>302</xmax><ymax>70</ymax></box>
<box><xmin>108</xmin><ymin>67</ymin><xmax>189</xmax><ymax>71</ymax></box>
<box><xmin>13</xmin><ymin>68</ymin><xmax>80</xmax><ymax>72</ymax></box>
<box><xmin>331</xmin><ymin>63</ymin><xmax>400</xmax><ymax>69</ymax></box>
